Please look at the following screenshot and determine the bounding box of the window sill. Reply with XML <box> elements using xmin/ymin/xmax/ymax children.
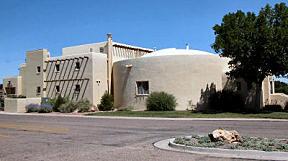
<box><xmin>136</xmin><ymin>94</ymin><xmax>149</xmax><ymax>97</ymax></box>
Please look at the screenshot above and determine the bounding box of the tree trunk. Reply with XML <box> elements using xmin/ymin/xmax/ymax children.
<box><xmin>255</xmin><ymin>83</ymin><xmax>262</xmax><ymax>111</ymax></box>
<box><xmin>244</xmin><ymin>82</ymin><xmax>262</xmax><ymax>112</ymax></box>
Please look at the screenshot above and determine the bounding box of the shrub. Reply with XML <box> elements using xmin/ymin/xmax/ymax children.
<box><xmin>208</xmin><ymin>90</ymin><xmax>244</xmax><ymax>112</ymax></box>
<box><xmin>53</xmin><ymin>95</ymin><xmax>69</xmax><ymax>112</ymax></box>
<box><xmin>76</xmin><ymin>99</ymin><xmax>92</xmax><ymax>113</ymax></box>
<box><xmin>146</xmin><ymin>91</ymin><xmax>177</xmax><ymax>111</ymax></box>
<box><xmin>38</xmin><ymin>104</ymin><xmax>53</xmax><ymax>113</ymax></box>
<box><xmin>98</xmin><ymin>92</ymin><xmax>114</xmax><ymax>111</ymax></box>
<box><xmin>18</xmin><ymin>95</ymin><xmax>26</xmax><ymax>98</ymax></box>
<box><xmin>263</xmin><ymin>105</ymin><xmax>283</xmax><ymax>112</ymax></box>
<box><xmin>58</xmin><ymin>101</ymin><xmax>78</xmax><ymax>113</ymax></box>
<box><xmin>0</xmin><ymin>98</ymin><xmax>4</xmax><ymax>108</ymax></box>
<box><xmin>8</xmin><ymin>95</ymin><xmax>26</xmax><ymax>98</ymax></box>
<box><xmin>46</xmin><ymin>98</ymin><xmax>56</xmax><ymax>106</ymax></box>
<box><xmin>26</xmin><ymin>104</ymin><xmax>40</xmax><ymax>113</ymax></box>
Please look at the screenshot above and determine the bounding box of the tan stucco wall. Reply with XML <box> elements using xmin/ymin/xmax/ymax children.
<box><xmin>25</xmin><ymin>49</ymin><xmax>50</xmax><ymax>98</ymax></box>
<box><xmin>113</xmin><ymin>55</ymin><xmax>227</xmax><ymax>111</ymax></box>
<box><xmin>62</xmin><ymin>42</ymin><xmax>107</xmax><ymax>56</ymax></box>
<box><xmin>44</xmin><ymin>53</ymin><xmax>107</xmax><ymax>106</ymax></box>
<box><xmin>4</xmin><ymin>97</ymin><xmax>41</xmax><ymax>113</ymax></box>
<box><xmin>270</xmin><ymin>93</ymin><xmax>288</xmax><ymax>108</ymax></box>
<box><xmin>19</xmin><ymin>64</ymin><xmax>27</xmax><ymax>96</ymax></box>
<box><xmin>91</xmin><ymin>54</ymin><xmax>108</xmax><ymax>105</ymax></box>
<box><xmin>262</xmin><ymin>76</ymin><xmax>275</xmax><ymax>106</ymax></box>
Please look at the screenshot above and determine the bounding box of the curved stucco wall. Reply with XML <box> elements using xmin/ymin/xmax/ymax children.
<box><xmin>113</xmin><ymin>54</ymin><xmax>228</xmax><ymax>111</ymax></box>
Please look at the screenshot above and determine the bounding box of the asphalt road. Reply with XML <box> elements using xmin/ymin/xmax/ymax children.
<box><xmin>0</xmin><ymin>114</ymin><xmax>287</xmax><ymax>161</ymax></box>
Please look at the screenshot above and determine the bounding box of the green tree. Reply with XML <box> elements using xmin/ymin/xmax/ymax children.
<box><xmin>98</xmin><ymin>92</ymin><xmax>114</xmax><ymax>111</ymax></box>
<box><xmin>212</xmin><ymin>3</ymin><xmax>288</xmax><ymax>109</ymax></box>
<box><xmin>274</xmin><ymin>81</ymin><xmax>288</xmax><ymax>94</ymax></box>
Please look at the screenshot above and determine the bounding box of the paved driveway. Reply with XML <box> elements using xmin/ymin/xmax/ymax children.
<box><xmin>0</xmin><ymin>114</ymin><xmax>287</xmax><ymax>161</ymax></box>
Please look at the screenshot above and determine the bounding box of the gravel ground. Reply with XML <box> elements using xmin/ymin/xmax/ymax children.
<box><xmin>0</xmin><ymin>114</ymin><xmax>287</xmax><ymax>161</ymax></box>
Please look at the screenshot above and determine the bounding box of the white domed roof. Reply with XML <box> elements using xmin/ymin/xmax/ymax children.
<box><xmin>142</xmin><ymin>48</ymin><xmax>216</xmax><ymax>58</ymax></box>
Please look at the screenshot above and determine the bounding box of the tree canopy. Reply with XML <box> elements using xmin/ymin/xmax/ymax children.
<box><xmin>274</xmin><ymin>81</ymin><xmax>288</xmax><ymax>94</ymax></box>
<box><xmin>212</xmin><ymin>3</ymin><xmax>288</xmax><ymax>87</ymax></box>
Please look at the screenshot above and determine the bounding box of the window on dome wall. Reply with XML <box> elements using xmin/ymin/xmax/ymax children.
<box><xmin>136</xmin><ymin>81</ymin><xmax>149</xmax><ymax>95</ymax></box>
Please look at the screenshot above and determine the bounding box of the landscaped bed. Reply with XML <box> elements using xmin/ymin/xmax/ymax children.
<box><xmin>87</xmin><ymin>111</ymin><xmax>288</xmax><ymax>119</ymax></box>
<box><xmin>173</xmin><ymin>135</ymin><xmax>288</xmax><ymax>152</ymax></box>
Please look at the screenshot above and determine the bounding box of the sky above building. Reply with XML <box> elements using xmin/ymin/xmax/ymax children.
<box><xmin>0</xmin><ymin>0</ymin><xmax>286</xmax><ymax>83</ymax></box>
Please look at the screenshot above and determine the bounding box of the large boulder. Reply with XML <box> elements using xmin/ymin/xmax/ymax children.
<box><xmin>209</xmin><ymin>129</ymin><xmax>242</xmax><ymax>143</ymax></box>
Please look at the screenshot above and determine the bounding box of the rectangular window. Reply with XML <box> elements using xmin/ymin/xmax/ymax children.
<box><xmin>100</xmin><ymin>47</ymin><xmax>104</xmax><ymax>53</ymax></box>
<box><xmin>75</xmin><ymin>62</ymin><xmax>81</xmax><ymax>70</ymax></box>
<box><xmin>75</xmin><ymin>84</ymin><xmax>81</xmax><ymax>93</ymax></box>
<box><xmin>36</xmin><ymin>66</ymin><xmax>41</xmax><ymax>73</ymax></box>
<box><xmin>37</xmin><ymin>86</ymin><xmax>41</xmax><ymax>95</ymax></box>
<box><xmin>270</xmin><ymin>81</ymin><xmax>274</xmax><ymax>94</ymax></box>
<box><xmin>55</xmin><ymin>64</ymin><xmax>60</xmax><ymax>72</ymax></box>
<box><xmin>55</xmin><ymin>85</ymin><xmax>60</xmax><ymax>93</ymax></box>
<box><xmin>136</xmin><ymin>81</ymin><xmax>149</xmax><ymax>95</ymax></box>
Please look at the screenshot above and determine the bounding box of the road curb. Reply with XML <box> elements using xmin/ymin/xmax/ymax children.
<box><xmin>154</xmin><ymin>138</ymin><xmax>288</xmax><ymax>161</ymax></box>
<box><xmin>1</xmin><ymin>112</ymin><xmax>288</xmax><ymax>122</ymax></box>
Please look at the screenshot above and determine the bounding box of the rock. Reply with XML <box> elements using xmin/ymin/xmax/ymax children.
<box><xmin>90</xmin><ymin>105</ymin><xmax>99</xmax><ymax>112</ymax></box>
<box><xmin>184</xmin><ymin>136</ymin><xmax>192</xmax><ymax>140</ymax></box>
<box><xmin>209</xmin><ymin>129</ymin><xmax>242</xmax><ymax>143</ymax></box>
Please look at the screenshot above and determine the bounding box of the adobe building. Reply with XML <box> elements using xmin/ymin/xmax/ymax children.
<box><xmin>2</xmin><ymin>34</ymin><xmax>287</xmax><ymax>112</ymax></box>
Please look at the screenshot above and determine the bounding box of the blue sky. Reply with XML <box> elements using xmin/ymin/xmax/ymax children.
<box><xmin>0</xmin><ymin>0</ymin><xmax>286</xmax><ymax>83</ymax></box>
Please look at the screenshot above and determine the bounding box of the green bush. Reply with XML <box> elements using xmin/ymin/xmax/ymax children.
<box><xmin>208</xmin><ymin>90</ymin><xmax>244</xmax><ymax>112</ymax></box>
<box><xmin>285</xmin><ymin>102</ymin><xmax>288</xmax><ymax>112</ymax></box>
<box><xmin>7</xmin><ymin>95</ymin><xmax>26</xmax><ymax>98</ymax></box>
<box><xmin>98</xmin><ymin>92</ymin><xmax>114</xmax><ymax>111</ymax></box>
<box><xmin>76</xmin><ymin>99</ymin><xmax>92</xmax><ymax>113</ymax></box>
<box><xmin>45</xmin><ymin>96</ymin><xmax>92</xmax><ymax>113</ymax></box>
<box><xmin>274</xmin><ymin>81</ymin><xmax>288</xmax><ymax>95</ymax></box>
<box><xmin>58</xmin><ymin>101</ymin><xmax>77</xmax><ymax>113</ymax></box>
<box><xmin>38</xmin><ymin>104</ymin><xmax>53</xmax><ymax>113</ymax></box>
<box><xmin>263</xmin><ymin>105</ymin><xmax>284</xmax><ymax>112</ymax></box>
<box><xmin>146</xmin><ymin>91</ymin><xmax>177</xmax><ymax>111</ymax></box>
<box><xmin>0</xmin><ymin>98</ymin><xmax>4</xmax><ymax>108</ymax></box>
<box><xmin>52</xmin><ymin>95</ymin><xmax>69</xmax><ymax>112</ymax></box>
<box><xmin>26</xmin><ymin>104</ymin><xmax>40</xmax><ymax>113</ymax></box>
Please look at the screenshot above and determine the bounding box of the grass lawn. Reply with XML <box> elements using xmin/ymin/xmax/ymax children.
<box><xmin>87</xmin><ymin>111</ymin><xmax>288</xmax><ymax>119</ymax></box>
